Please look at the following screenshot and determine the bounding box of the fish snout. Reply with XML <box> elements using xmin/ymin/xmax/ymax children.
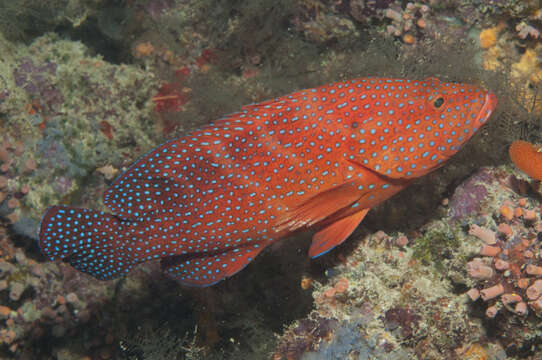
<box><xmin>476</xmin><ymin>92</ymin><xmax>497</xmax><ymax>125</ymax></box>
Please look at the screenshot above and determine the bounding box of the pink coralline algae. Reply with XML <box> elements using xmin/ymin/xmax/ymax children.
<box><xmin>516</xmin><ymin>22</ymin><xmax>540</xmax><ymax>39</ymax></box>
<box><xmin>349</xmin><ymin>0</ymin><xmax>395</xmax><ymax>22</ymax></box>
<box><xmin>383</xmin><ymin>306</ymin><xmax>421</xmax><ymax>339</ymax></box>
<box><xmin>383</xmin><ymin>2</ymin><xmax>431</xmax><ymax>44</ymax></box>
<box><xmin>448</xmin><ymin>169</ymin><xmax>493</xmax><ymax>221</ymax></box>
<box><xmin>274</xmin><ymin>313</ymin><xmax>339</xmax><ymax>359</ymax></box>
<box><xmin>466</xmin><ymin>196</ymin><xmax>542</xmax><ymax>318</ymax></box>
<box><xmin>12</xmin><ymin>58</ymin><xmax>64</xmax><ymax>112</ymax></box>
<box><xmin>0</xmin><ymin>139</ymin><xmax>38</xmax><ymax>225</ymax></box>
<box><xmin>139</xmin><ymin>0</ymin><xmax>175</xmax><ymax>20</ymax></box>
<box><xmin>0</xmin><ymin>225</ymin><xmax>180</xmax><ymax>358</ymax></box>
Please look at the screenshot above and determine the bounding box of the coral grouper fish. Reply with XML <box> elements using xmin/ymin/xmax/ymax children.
<box><xmin>39</xmin><ymin>77</ymin><xmax>497</xmax><ymax>286</ymax></box>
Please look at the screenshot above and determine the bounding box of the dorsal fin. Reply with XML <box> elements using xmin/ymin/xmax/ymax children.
<box><xmin>103</xmin><ymin>139</ymin><xmax>184</xmax><ymax>219</ymax></box>
<box><xmin>206</xmin><ymin>92</ymin><xmax>304</xmax><ymax>129</ymax></box>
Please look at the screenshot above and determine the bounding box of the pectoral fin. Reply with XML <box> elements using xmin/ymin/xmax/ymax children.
<box><xmin>274</xmin><ymin>180</ymin><xmax>364</xmax><ymax>234</ymax></box>
<box><xmin>309</xmin><ymin>208</ymin><xmax>369</xmax><ymax>258</ymax></box>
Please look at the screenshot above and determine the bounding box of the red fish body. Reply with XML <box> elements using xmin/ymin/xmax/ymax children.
<box><xmin>39</xmin><ymin>77</ymin><xmax>497</xmax><ymax>286</ymax></box>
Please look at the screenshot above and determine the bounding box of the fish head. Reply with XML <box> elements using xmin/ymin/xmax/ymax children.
<box><xmin>422</xmin><ymin>76</ymin><xmax>497</xmax><ymax>133</ymax></box>
<box><xmin>351</xmin><ymin>77</ymin><xmax>497</xmax><ymax>179</ymax></box>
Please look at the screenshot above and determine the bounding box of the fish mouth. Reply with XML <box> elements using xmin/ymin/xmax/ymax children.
<box><xmin>475</xmin><ymin>92</ymin><xmax>497</xmax><ymax>125</ymax></box>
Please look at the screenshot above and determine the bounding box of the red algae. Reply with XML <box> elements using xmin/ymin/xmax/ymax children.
<box><xmin>152</xmin><ymin>83</ymin><xmax>190</xmax><ymax>113</ymax></box>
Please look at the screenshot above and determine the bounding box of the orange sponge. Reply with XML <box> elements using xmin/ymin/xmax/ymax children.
<box><xmin>509</xmin><ymin>140</ymin><xmax>542</xmax><ymax>181</ymax></box>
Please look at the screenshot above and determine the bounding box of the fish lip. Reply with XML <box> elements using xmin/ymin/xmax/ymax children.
<box><xmin>475</xmin><ymin>92</ymin><xmax>497</xmax><ymax>125</ymax></box>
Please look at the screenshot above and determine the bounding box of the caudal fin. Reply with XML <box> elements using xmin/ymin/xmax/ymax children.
<box><xmin>39</xmin><ymin>205</ymin><xmax>135</xmax><ymax>280</ymax></box>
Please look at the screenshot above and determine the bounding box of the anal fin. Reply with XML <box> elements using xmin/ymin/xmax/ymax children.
<box><xmin>309</xmin><ymin>208</ymin><xmax>369</xmax><ymax>258</ymax></box>
<box><xmin>161</xmin><ymin>243</ymin><xmax>264</xmax><ymax>287</ymax></box>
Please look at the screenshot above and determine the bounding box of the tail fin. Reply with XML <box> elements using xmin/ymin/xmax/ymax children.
<box><xmin>39</xmin><ymin>205</ymin><xmax>135</xmax><ymax>280</ymax></box>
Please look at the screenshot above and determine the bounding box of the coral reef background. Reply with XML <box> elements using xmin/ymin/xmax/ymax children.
<box><xmin>1</xmin><ymin>0</ymin><xmax>542</xmax><ymax>359</ymax></box>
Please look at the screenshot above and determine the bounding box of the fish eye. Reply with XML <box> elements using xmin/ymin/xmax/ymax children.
<box><xmin>434</xmin><ymin>97</ymin><xmax>444</xmax><ymax>108</ymax></box>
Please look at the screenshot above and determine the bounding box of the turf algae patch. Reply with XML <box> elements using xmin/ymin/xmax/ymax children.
<box><xmin>0</xmin><ymin>33</ymin><xmax>158</xmax><ymax>227</ymax></box>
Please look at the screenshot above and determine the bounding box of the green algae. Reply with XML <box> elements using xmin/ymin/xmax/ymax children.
<box><xmin>412</xmin><ymin>227</ymin><xmax>462</xmax><ymax>272</ymax></box>
<box><xmin>279</xmin><ymin>228</ymin><xmax>486</xmax><ymax>359</ymax></box>
<box><xmin>0</xmin><ymin>0</ymin><xmax>111</xmax><ymax>42</ymax></box>
<box><xmin>0</xmin><ymin>32</ymin><xmax>159</xmax><ymax>220</ymax></box>
<box><xmin>20</xmin><ymin>301</ymin><xmax>40</xmax><ymax>322</ymax></box>
<box><xmin>1</xmin><ymin>0</ymin><xmax>542</xmax><ymax>358</ymax></box>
